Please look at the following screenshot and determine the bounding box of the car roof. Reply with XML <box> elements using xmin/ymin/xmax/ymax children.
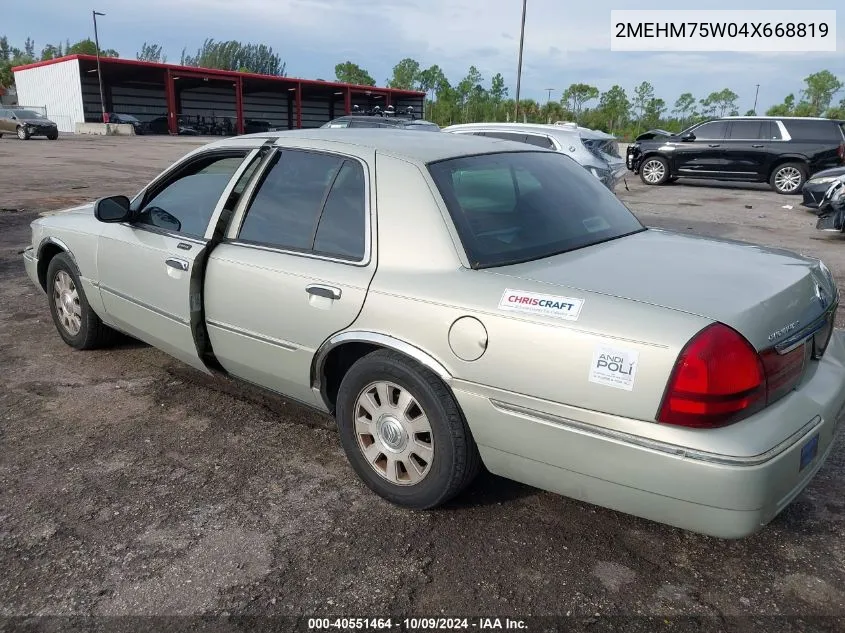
<box><xmin>208</xmin><ymin>128</ymin><xmax>544</xmax><ymax>163</ymax></box>
<box><xmin>442</xmin><ymin>121</ymin><xmax>617</xmax><ymax>140</ymax></box>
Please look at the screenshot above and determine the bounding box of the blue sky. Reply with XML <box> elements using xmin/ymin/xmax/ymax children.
<box><xmin>4</xmin><ymin>0</ymin><xmax>844</xmax><ymax>112</ymax></box>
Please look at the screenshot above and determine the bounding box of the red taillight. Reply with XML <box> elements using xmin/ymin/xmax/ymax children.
<box><xmin>839</xmin><ymin>142</ymin><xmax>845</xmax><ymax>163</ymax></box>
<box><xmin>659</xmin><ymin>323</ymin><xmax>808</xmax><ymax>428</ymax></box>
<box><xmin>659</xmin><ymin>323</ymin><xmax>766</xmax><ymax>428</ymax></box>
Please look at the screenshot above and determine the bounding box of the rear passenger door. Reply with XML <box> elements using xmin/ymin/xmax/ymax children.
<box><xmin>722</xmin><ymin>120</ymin><xmax>773</xmax><ymax>178</ymax></box>
<box><xmin>203</xmin><ymin>145</ymin><xmax>376</xmax><ymax>406</ymax></box>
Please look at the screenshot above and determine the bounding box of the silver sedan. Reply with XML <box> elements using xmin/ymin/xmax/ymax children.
<box><xmin>22</xmin><ymin>129</ymin><xmax>845</xmax><ymax>538</ymax></box>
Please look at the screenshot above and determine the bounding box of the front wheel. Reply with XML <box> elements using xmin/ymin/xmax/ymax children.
<box><xmin>47</xmin><ymin>131</ymin><xmax>58</xmax><ymax>140</ymax></box>
<box><xmin>46</xmin><ymin>253</ymin><xmax>117</xmax><ymax>349</ymax></box>
<box><xmin>639</xmin><ymin>156</ymin><xmax>670</xmax><ymax>185</ymax></box>
<box><xmin>335</xmin><ymin>350</ymin><xmax>481</xmax><ymax>509</ymax></box>
<box><xmin>17</xmin><ymin>126</ymin><xmax>30</xmax><ymax>140</ymax></box>
<box><xmin>770</xmin><ymin>162</ymin><xmax>807</xmax><ymax>195</ymax></box>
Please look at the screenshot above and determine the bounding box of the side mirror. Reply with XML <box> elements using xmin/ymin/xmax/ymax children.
<box><xmin>680</xmin><ymin>131</ymin><xmax>696</xmax><ymax>141</ymax></box>
<box><xmin>94</xmin><ymin>195</ymin><xmax>132</xmax><ymax>223</ymax></box>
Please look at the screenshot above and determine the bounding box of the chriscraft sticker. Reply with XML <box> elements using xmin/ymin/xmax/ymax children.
<box><xmin>588</xmin><ymin>345</ymin><xmax>639</xmax><ymax>391</ymax></box>
<box><xmin>498</xmin><ymin>288</ymin><xmax>584</xmax><ymax>321</ymax></box>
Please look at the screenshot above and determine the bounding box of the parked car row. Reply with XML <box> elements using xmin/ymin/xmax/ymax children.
<box><xmin>626</xmin><ymin>115</ymin><xmax>845</xmax><ymax>195</ymax></box>
<box><xmin>24</xmin><ymin>127</ymin><xmax>845</xmax><ymax>539</ymax></box>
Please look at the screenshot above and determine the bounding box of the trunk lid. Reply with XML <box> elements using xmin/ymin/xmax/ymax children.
<box><xmin>484</xmin><ymin>228</ymin><xmax>837</xmax><ymax>351</ymax></box>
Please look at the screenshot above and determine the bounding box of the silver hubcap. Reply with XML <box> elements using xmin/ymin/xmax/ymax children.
<box><xmin>775</xmin><ymin>166</ymin><xmax>802</xmax><ymax>193</ymax></box>
<box><xmin>17</xmin><ymin>127</ymin><xmax>26</xmax><ymax>139</ymax></box>
<box><xmin>642</xmin><ymin>159</ymin><xmax>665</xmax><ymax>183</ymax></box>
<box><xmin>354</xmin><ymin>381</ymin><xmax>434</xmax><ymax>486</ymax></box>
<box><xmin>53</xmin><ymin>270</ymin><xmax>82</xmax><ymax>335</ymax></box>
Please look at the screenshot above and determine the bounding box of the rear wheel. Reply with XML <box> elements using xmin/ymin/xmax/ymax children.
<box><xmin>335</xmin><ymin>350</ymin><xmax>480</xmax><ymax>509</ymax></box>
<box><xmin>639</xmin><ymin>156</ymin><xmax>670</xmax><ymax>185</ymax></box>
<box><xmin>17</xmin><ymin>126</ymin><xmax>29</xmax><ymax>140</ymax></box>
<box><xmin>46</xmin><ymin>253</ymin><xmax>117</xmax><ymax>349</ymax></box>
<box><xmin>770</xmin><ymin>162</ymin><xmax>807</xmax><ymax>195</ymax></box>
<box><xmin>47</xmin><ymin>131</ymin><xmax>58</xmax><ymax>140</ymax></box>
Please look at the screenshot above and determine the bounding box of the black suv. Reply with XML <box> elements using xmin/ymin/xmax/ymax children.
<box><xmin>627</xmin><ymin>117</ymin><xmax>845</xmax><ymax>194</ymax></box>
<box><xmin>321</xmin><ymin>105</ymin><xmax>440</xmax><ymax>132</ymax></box>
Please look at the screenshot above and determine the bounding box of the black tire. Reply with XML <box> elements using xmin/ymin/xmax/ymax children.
<box><xmin>639</xmin><ymin>155</ymin><xmax>670</xmax><ymax>186</ymax></box>
<box><xmin>46</xmin><ymin>253</ymin><xmax>117</xmax><ymax>350</ymax></box>
<box><xmin>47</xmin><ymin>131</ymin><xmax>58</xmax><ymax>140</ymax></box>
<box><xmin>335</xmin><ymin>349</ymin><xmax>481</xmax><ymax>509</ymax></box>
<box><xmin>0</xmin><ymin>133</ymin><xmax>4</xmax><ymax>138</ymax></box>
<box><xmin>17</xmin><ymin>126</ymin><xmax>30</xmax><ymax>140</ymax></box>
<box><xmin>770</xmin><ymin>162</ymin><xmax>807</xmax><ymax>195</ymax></box>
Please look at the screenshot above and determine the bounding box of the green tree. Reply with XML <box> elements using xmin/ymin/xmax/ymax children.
<box><xmin>67</xmin><ymin>38</ymin><xmax>118</xmax><ymax>57</ymax></box>
<box><xmin>631</xmin><ymin>81</ymin><xmax>654</xmax><ymax>131</ymax></box>
<box><xmin>644</xmin><ymin>97</ymin><xmax>666</xmax><ymax>128</ymax></box>
<box><xmin>744</xmin><ymin>109</ymin><xmax>756</xmax><ymax>116</ymax></box>
<box><xmin>24</xmin><ymin>37</ymin><xmax>34</xmax><ymax>58</ymax></box>
<box><xmin>388</xmin><ymin>57</ymin><xmax>421</xmax><ymax>90</ymax></box>
<box><xmin>137</xmin><ymin>42</ymin><xmax>166</xmax><ymax>63</ymax></box>
<box><xmin>766</xmin><ymin>93</ymin><xmax>795</xmax><ymax>116</ymax></box>
<box><xmin>801</xmin><ymin>70</ymin><xmax>843</xmax><ymax>115</ymax></box>
<box><xmin>598</xmin><ymin>85</ymin><xmax>630</xmax><ymax>134</ymax></box>
<box><xmin>672</xmin><ymin>92</ymin><xmax>697</xmax><ymax>125</ymax></box>
<box><xmin>334</xmin><ymin>61</ymin><xmax>375</xmax><ymax>86</ymax></box>
<box><xmin>182</xmin><ymin>39</ymin><xmax>285</xmax><ymax>75</ymax></box>
<box><xmin>561</xmin><ymin>83</ymin><xmax>599</xmax><ymax>123</ymax></box>
<box><xmin>40</xmin><ymin>43</ymin><xmax>64</xmax><ymax>60</ymax></box>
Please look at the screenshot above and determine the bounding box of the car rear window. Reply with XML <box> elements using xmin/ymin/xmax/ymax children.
<box><xmin>427</xmin><ymin>151</ymin><xmax>645</xmax><ymax>269</ymax></box>
<box><xmin>785</xmin><ymin>119</ymin><xmax>842</xmax><ymax>141</ymax></box>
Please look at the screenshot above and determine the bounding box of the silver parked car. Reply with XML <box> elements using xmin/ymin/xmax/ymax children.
<box><xmin>442</xmin><ymin>121</ymin><xmax>627</xmax><ymax>191</ymax></box>
<box><xmin>23</xmin><ymin>129</ymin><xmax>845</xmax><ymax>538</ymax></box>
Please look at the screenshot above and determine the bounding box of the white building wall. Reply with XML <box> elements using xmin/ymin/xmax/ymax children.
<box><xmin>14</xmin><ymin>58</ymin><xmax>85</xmax><ymax>133</ymax></box>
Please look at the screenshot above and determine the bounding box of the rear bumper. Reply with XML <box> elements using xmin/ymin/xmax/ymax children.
<box><xmin>454</xmin><ymin>329</ymin><xmax>845</xmax><ymax>538</ymax></box>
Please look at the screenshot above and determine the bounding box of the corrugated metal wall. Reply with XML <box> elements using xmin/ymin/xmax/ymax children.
<box><xmin>109</xmin><ymin>82</ymin><xmax>167</xmax><ymax>121</ymax></box>
<box><xmin>243</xmin><ymin>92</ymin><xmax>291</xmax><ymax>130</ymax></box>
<box><xmin>179</xmin><ymin>85</ymin><xmax>236</xmax><ymax>121</ymax></box>
<box><xmin>13</xmin><ymin>58</ymin><xmax>84</xmax><ymax>132</ymax></box>
<box><xmin>300</xmin><ymin>96</ymin><xmax>331</xmax><ymax>128</ymax></box>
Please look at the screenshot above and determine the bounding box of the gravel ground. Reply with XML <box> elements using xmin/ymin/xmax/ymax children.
<box><xmin>1</xmin><ymin>134</ymin><xmax>844</xmax><ymax>632</ymax></box>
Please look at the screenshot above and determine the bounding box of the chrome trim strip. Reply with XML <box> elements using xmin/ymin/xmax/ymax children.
<box><xmin>489</xmin><ymin>399</ymin><xmax>822</xmax><ymax>467</ymax></box>
<box><xmin>226</xmin><ymin>240</ymin><xmax>369</xmax><ymax>267</ymax></box>
<box><xmin>775</xmin><ymin>306</ymin><xmax>836</xmax><ymax>354</ymax></box>
<box><xmin>206</xmin><ymin>319</ymin><xmax>298</xmax><ymax>351</ymax></box>
<box><xmin>99</xmin><ymin>285</ymin><xmax>189</xmax><ymax>325</ymax></box>
<box><xmin>311</xmin><ymin>331</ymin><xmax>452</xmax><ymax>392</ymax></box>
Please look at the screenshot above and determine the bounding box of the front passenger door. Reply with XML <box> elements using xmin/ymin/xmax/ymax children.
<box><xmin>96</xmin><ymin>149</ymin><xmax>257</xmax><ymax>371</ymax></box>
<box><xmin>674</xmin><ymin>120</ymin><xmax>727</xmax><ymax>176</ymax></box>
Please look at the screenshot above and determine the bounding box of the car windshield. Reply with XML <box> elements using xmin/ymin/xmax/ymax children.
<box><xmin>427</xmin><ymin>151</ymin><xmax>645</xmax><ymax>269</ymax></box>
<box><xmin>12</xmin><ymin>110</ymin><xmax>42</xmax><ymax>118</ymax></box>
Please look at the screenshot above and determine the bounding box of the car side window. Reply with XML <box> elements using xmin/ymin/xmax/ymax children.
<box><xmin>728</xmin><ymin>121</ymin><xmax>764</xmax><ymax>140</ymax></box>
<box><xmin>237</xmin><ymin>150</ymin><xmax>346</xmax><ymax>252</ymax></box>
<box><xmin>765</xmin><ymin>121</ymin><xmax>783</xmax><ymax>140</ymax></box>
<box><xmin>136</xmin><ymin>154</ymin><xmax>247</xmax><ymax>237</ymax></box>
<box><xmin>692</xmin><ymin>121</ymin><xmax>727</xmax><ymax>140</ymax></box>
<box><xmin>312</xmin><ymin>160</ymin><xmax>367</xmax><ymax>260</ymax></box>
<box><xmin>523</xmin><ymin>134</ymin><xmax>555</xmax><ymax>149</ymax></box>
<box><xmin>484</xmin><ymin>131</ymin><xmax>525</xmax><ymax>143</ymax></box>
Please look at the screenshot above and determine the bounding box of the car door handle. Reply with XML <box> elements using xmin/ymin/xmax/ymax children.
<box><xmin>751</xmin><ymin>144</ymin><xmax>764</xmax><ymax>148</ymax></box>
<box><xmin>708</xmin><ymin>143</ymin><xmax>721</xmax><ymax>147</ymax></box>
<box><xmin>165</xmin><ymin>257</ymin><xmax>189</xmax><ymax>271</ymax></box>
<box><xmin>306</xmin><ymin>284</ymin><xmax>341</xmax><ymax>300</ymax></box>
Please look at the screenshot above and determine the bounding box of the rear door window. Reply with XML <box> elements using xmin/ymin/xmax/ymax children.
<box><xmin>523</xmin><ymin>134</ymin><xmax>555</xmax><ymax>148</ymax></box>
<box><xmin>786</xmin><ymin>120</ymin><xmax>841</xmax><ymax>141</ymax></box>
<box><xmin>727</xmin><ymin>121</ymin><xmax>764</xmax><ymax>140</ymax></box>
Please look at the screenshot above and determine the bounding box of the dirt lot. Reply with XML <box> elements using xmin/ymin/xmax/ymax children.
<box><xmin>1</xmin><ymin>135</ymin><xmax>844</xmax><ymax>630</ymax></box>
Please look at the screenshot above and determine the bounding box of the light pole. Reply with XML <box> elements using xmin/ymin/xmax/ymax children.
<box><xmin>753</xmin><ymin>83</ymin><xmax>760</xmax><ymax>114</ymax></box>
<box><xmin>545</xmin><ymin>88</ymin><xmax>555</xmax><ymax>123</ymax></box>
<box><xmin>92</xmin><ymin>10</ymin><xmax>106</xmax><ymax>123</ymax></box>
<box><xmin>514</xmin><ymin>0</ymin><xmax>527</xmax><ymax>122</ymax></box>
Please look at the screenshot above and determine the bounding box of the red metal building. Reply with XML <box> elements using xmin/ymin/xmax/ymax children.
<box><xmin>12</xmin><ymin>55</ymin><xmax>426</xmax><ymax>134</ymax></box>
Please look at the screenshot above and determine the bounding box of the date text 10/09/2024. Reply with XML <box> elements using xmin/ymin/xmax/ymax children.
<box><xmin>307</xmin><ymin>618</ymin><xmax>528</xmax><ymax>630</ymax></box>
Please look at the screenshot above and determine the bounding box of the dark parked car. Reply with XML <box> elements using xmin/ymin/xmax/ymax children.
<box><xmin>802</xmin><ymin>166</ymin><xmax>845</xmax><ymax>208</ymax></box>
<box><xmin>106</xmin><ymin>113</ymin><xmax>145</xmax><ymax>135</ymax></box>
<box><xmin>146</xmin><ymin>116</ymin><xmax>199</xmax><ymax>136</ymax></box>
<box><xmin>627</xmin><ymin>116</ymin><xmax>845</xmax><ymax>194</ymax></box>
<box><xmin>0</xmin><ymin>108</ymin><xmax>59</xmax><ymax>140</ymax></box>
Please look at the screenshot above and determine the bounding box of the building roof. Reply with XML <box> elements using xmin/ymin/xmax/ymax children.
<box><xmin>213</xmin><ymin>128</ymin><xmax>541</xmax><ymax>163</ymax></box>
<box><xmin>12</xmin><ymin>54</ymin><xmax>426</xmax><ymax>97</ymax></box>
